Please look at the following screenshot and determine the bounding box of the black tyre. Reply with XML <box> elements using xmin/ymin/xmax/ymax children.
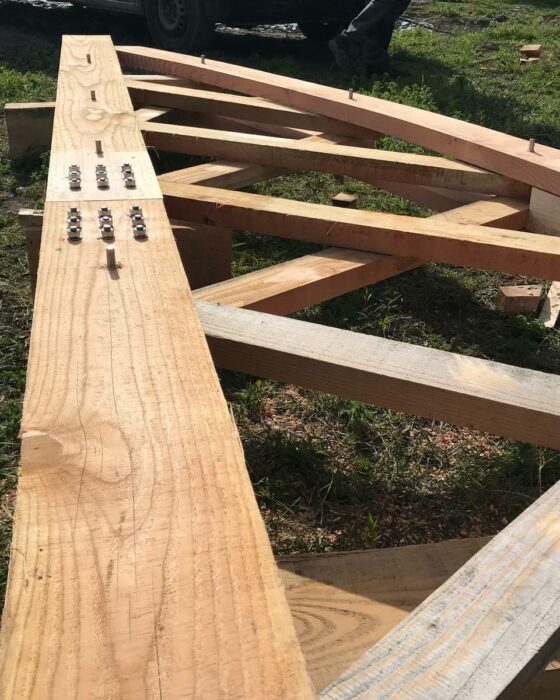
<box><xmin>145</xmin><ymin>0</ymin><xmax>214</xmax><ymax>53</ymax></box>
<box><xmin>298</xmin><ymin>21</ymin><xmax>343</xmax><ymax>43</ymax></box>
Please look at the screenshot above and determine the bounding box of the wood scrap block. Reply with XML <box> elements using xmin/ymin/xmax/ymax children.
<box><xmin>520</xmin><ymin>57</ymin><xmax>541</xmax><ymax>65</ymax></box>
<box><xmin>496</xmin><ymin>284</ymin><xmax>543</xmax><ymax>314</ymax></box>
<box><xmin>331</xmin><ymin>192</ymin><xmax>358</xmax><ymax>208</ymax></box>
<box><xmin>521</xmin><ymin>44</ymin><xmax>543</xmax><ymax>57</ymax></box>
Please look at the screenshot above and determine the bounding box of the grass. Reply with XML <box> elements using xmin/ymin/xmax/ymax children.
<box><xmin>0</xmin><ymin>0</ymin><xmax>560</xmax><ymax>604</ymax></box>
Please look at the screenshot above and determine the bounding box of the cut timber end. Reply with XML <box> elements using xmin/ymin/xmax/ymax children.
<box><xmin>521</xmin><ymin>44</ymin><xmax>543</xmax><ymax>57</ymax></box>
<box><xmin>331</xmin><ymin>192</ymin><xmax>358</xmax><ymax>209</ymax></box>
<box><xmin>496</xmin><ymin>285</ymin><xmax>543</xmax><ymax>315</ymax></box>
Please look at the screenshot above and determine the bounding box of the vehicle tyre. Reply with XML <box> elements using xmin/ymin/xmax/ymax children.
<box><xmin>298</xmin><ymin>21</ymin><xmax>343</xmax><ymax>43</ymax></box>
<box><xmin>145</xmin><ymin>0</ymin><xmax>214</xmax><ymax>53</ymax></box>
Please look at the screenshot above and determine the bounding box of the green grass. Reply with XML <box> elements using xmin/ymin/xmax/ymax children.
<box><xmin>0</xmin><ymin>1</ymin><xmax>559</xmax><ymax>597</ymax></box>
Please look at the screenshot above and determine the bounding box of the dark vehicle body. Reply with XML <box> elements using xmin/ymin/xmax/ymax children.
<box><xmin>77</xmin><ymin>0</ymin><xmax>363</xmax><ymax>52</ymax></box>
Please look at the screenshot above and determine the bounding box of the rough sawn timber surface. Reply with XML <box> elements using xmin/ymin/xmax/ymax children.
<box><xmin>320</xmin><ymin>479</ymin><xmax>560</xmax><ymax>700</ymax></box>
<box><xmin>116</xmin><ymin>46</ymin><xmax>560</xmax><ymax>196</ymax></box>
<box><xmin>0</xmin><ymin>35</ymin><xmax>313</xmax><ymax>700</ymax></box>
<box><xmin>194</xmin><ymin>198</ymin><xmax>528</xmax><ymax>314</ymax></box>
<box><xmin>142</xmin><ymin>121</ymin><xmax>528</xmax><ymax>197</ymax></box>
<box><xmin>162</xmin><ymin>183</ymin><xmax>555</xmax><ymax>277</ymax></box>
<box><xmin>196</xmin><ymin>301</ymin><xmax>560</xmax><ymax>449</ymax></box>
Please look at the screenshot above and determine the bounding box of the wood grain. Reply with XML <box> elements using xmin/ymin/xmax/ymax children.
<box><xmin>321</xmin><ymin>481</ymin><xmax>560</xmax><ymax>699</ymax></box>
<box><xmin>116</xmin><ymin>46</ymin><xmax>560</xmax><ymax>196</ymax></box>
<box><xmin>197</xmin><ymin>301</ymin><xmax>560</xmax><ymax>449</ymax></box>
<box><xmin>0</xmin><ymin>36</ymin><xmax>313</xmax><ymax>700</ymax></box>
<box><xmin>162</xmin><ymin>183</ymin><xmax>554</xmax><ymax>277</ymax></box>
<box><xmin>144</xmin><ymin>122</ymin><xmax>528</xmax><ymax>197</ymax></box>
<box><xmin>127</xmin><ymin>78</ymin><xmax>379</xmax><ymax>139</ymax></box>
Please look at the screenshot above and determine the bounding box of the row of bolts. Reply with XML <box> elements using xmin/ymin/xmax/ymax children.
<box><xmin>66</xmin><ymin>204</ymin><xmax>147</xmax><ymax>242</ymax></box>
<box><xmin>68</xmin><ymin>162</ymin><xmax>137</xmax><ymax>191</ymax></box>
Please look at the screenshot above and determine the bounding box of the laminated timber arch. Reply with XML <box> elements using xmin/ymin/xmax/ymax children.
<box><xmin>3</xmin><ymin>38</ymin><xmax>560</xmax><ymax>700</ymax></box>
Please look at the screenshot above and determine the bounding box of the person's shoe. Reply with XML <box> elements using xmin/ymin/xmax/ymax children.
<box><xmin>328</xmin><ymin>37</ymin><xmax>354</xmax><ymax>71</ymax></box>
<box><xmin>366</xmin><ymin>59</ymin><xmax>409</xmax><ymax>78</ymax></box>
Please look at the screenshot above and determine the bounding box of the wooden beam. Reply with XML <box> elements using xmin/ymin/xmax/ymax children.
<box><xmin>162</xmin><ymin>183</ymin><xmax>555</xmax><ymax>277</ymax></box>
<box><xmin>322</xmin><ymin>480</ymin><xmax>560</xmax><ymax>699</ymax></box>
<box><xmin>127</xmin><ymin>78</ymin><xmax>380</xmax><ymax>140</ymax></box>
<box><xmin>116</xmin><ymin>47</ymin><xmax>560</xmax><ymax>197</ymax></box>
<box><xmin>528</xmin><ymin>188</ymin><xmax>560</xmax><ymax>328</ymax></box>
<box><xmin>0</xmin><ymin>36</ymin><xmax>313</xmax><ymax>699</ymax></box>
<box><xmin>193</xmin><ymin>197</ymin><xmax>528</xmax><ymax>314</ymax></box>
<box><xmin>4</xmin><ymin>102</ymin><xmax>55</xmax><ymax>159</ymax></box>
<box><xmin>196</xmin><ymin>301</ymin><xmax>560</xmax><ymax>449</ymax></box>
<box><xmin>145</xmin><ymin>122</ymin><xmax>528</xmax><ymax>197</ymax></box>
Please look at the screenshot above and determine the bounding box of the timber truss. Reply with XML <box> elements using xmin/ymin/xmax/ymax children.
<box><xmin>2</xmin><ymin>36</ymin><xmax>560</xmax><ymax>699</ymax></box>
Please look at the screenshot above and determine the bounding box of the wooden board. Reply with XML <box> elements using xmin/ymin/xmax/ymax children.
<box><xmin>143</xmin><ymin>122</ymin><xmax>528</xmax><ymax>197</ymax></box>
<box><xmin>279</xmin><ymin>539</ymin><xmax>560</xmax><ymax>698</ymax></box>
<box><xmin>116</xmin><ymin>47</ymin><xmax>560</xmax><ymax>197</ymax></box>
<box><xmin>127</xmin><ymin>78</ymin><xmax>379</xmax><ymax>139</ymax></box>
<box><xmin>196</xmin><ymin>301</ymin><xmax>560</xmax><ymax>449</ymax></box>
<box><xmin>528</xmin><ymin>188</ymin><xmax>560</xmax><ymax>328</ymax></box>
<box><xmin>194</xmin><ymin>198</ymin><xmax>528</xmax><ymax>315</ymax></box>
<box><xmin>4</xmin><ymin>102</ymin><xmax>55</xmax><ymax>159</ymax></box>
<box><xmin>196</xmin><ymin>248</ymin><xmax>417</xmax><ymax>315</ymax></box>
<box><xmin>0</xmin><ymin>36</ymin><xmax>313</xmax><ymax>700</ymax></box>
<box><xmin>322</xmin><ymin>480</ymin><xmax>560</xmax><ymax>699</ymax></box>
<box><xmin>162</xmin><ymin>183</ymin><xmax>556</xmax><ymax>277</ymax></box>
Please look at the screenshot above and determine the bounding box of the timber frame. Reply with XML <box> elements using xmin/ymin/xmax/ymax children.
<box><xmin>1</xmin><ymin>36</ymin><xmax>560</xmax><ymax>699</ymax></box>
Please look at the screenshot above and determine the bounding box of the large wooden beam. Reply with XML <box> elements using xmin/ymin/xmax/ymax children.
<box><xmin>127</xmin><ymin>78</ymin><xmax>379</xmax><ymax>140</ymax></box>
<box><xmin>322</xmin><ymin>480</ymin><xmax>560</xmax><ymax>699</ymax></box>
<box><xmin>0</xmin><ymin>36</ymin><xmax>313</xmax><ymax>699</ymax></box>
<box><xmin>194</xmin><ymin>198</ymin><xmax>528</xmax><ymax>314</ymax></box>
<box><xmin>145</xmin><ymin>122</ymin><xmax>529</xmax><ymax>197</ymax></box>
<box><xmin>196</xmin><ymin>301</ymin><xmax>560</xmax><ymax>449</ymax></box>
<box><xmin>117</xmin><ymin>47</ymin><xmax>560</xmax><ymax>197</ymax></box>
<box><xmin>278</xmin><ymin>538</ymin><xmax>560</xmax><ymax>698</ymax></box>
<box><xmin>528</xmin><ymin>188</ymin><xmax>560</xmax><ymax>328</ymax></box>
<box><xmin>162</xmin><ymin>183</ymin><xmax>556</xmax><ymax>277</ymax></box>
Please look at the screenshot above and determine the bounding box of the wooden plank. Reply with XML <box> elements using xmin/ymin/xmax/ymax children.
<box><xmin>0</xmin><ymin>36</ymin><xmax>313</xmax><ymax>699</ymax></box>
<box><xmin>278</xmin><ymin>539</ymin><xmax>560</xmax><ymax>698</ymax></box>
<box><xmin>193</xmin><ymin>198</ymin><xmax>528</xmax><ymax>314</ymax></box>
<box><xmin>116</xmin><ymin>47</ymin><xmax>560</xmax><ymax>196</ymax></box>
<box><xmin>196</xmin><ymin>301</ymin><xmax>560</xmax><ymax>449</ymax></box>
<box><xmin>322</xmin><ymin>480</ymin><xmax>560</xmax><ymax>699</ymax></box>
<box><xmin>195</xmin><ymin>248</ymin><xmax>417</xmax><ymax>315</ymax></box>
<box><xmin>127</xmin><ymin>78</ymin><xmax>380</xmax><ymax>139</ymax></box>
<box><xmin>162</xmin><ymin>183</ymin><xmax>555</xmax><ymax>277</ymax></box>
<box><xmin>4</xmin><ymin>102</ymin><xmax>55</xmax><ymax>159</ymax></box>
<box><xmin>541</xmin><ymin>282</ymin><xmax>560</xmax><ymax>329</ymax></box>
<box><xmin>170</xmin><ymin>219</ymin><xmax>232</xmax><ymax>289</ymax></box>
<box><xmin>279</xmin><ymin>537</ymin><xmax>492</xmax><ymax>692</ymax></box>
<box><xmin>144</xmin><ymin>122</ymin><xmax>528</xmax><ymax>197</ymax></box>
<box><xmin>528</xmin><ymin>188</ymin><xmax>560</xmax><ymax>328</ymax></box>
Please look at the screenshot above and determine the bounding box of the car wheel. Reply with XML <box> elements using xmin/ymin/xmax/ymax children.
<box><xmin>298</xmin><ymin>21</ymin><xmax>343</xmax><ymax>43</ymax></box>
<box><xmin>145</xmin><ymin>0</ymin><xmax>214</xmax><ymax>53</ymax></box>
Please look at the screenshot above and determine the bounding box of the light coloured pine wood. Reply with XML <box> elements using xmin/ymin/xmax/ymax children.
<box><xmin>144</xmin><ymin>122</ymin><xmax>528</xmax><ymax>197</ymax></box>
<box><xmin>278</xmin><ymin>539</ymin><xmax>560</xmax><ymax>698</ymax></box>
<box><xmin>162</xmin><ymin>183</ymin><xmax>555</xmax><ymax>277</ymax></box>
<box><xmin>193</xmin><ymin>198</ymin><xmax>528</xmax><ymax>314</ymax></box>
<box><xmin>170</xmin><ymin>219</ymin><xmax>232</xmax><ymax>288</ymax></box>
<box><xmin>0</xmin><ymin>36</ymin><xmax>313</xmax><ymax>700</ymax></box>
<box><xmin>195</xmin><ymin>248</ymin><xmax>416</xmax><ymax>314</ymax></box>
<box><xmin>541</xmin><ymin>281</ymin><xmax>560</xmax><ymax>328</ymax></box>
<box><xmin>528</xmin><ymin>188</ymin><xmax>560</xmax><ymax>328</ymax></box>
<box><xmin>322</xmin><ymin>480</ymin><xmax>560</xmax><ymax>699</ymax></box>
<box><xmin>196</xmin><ymin>301</ymin><xmax>560</xmax><ymax>449</ymax></box>
<box><xmin>127</xmin><ymin>78</ymin><xmax>379</xmax><ymax>139</ymax></box>
<box><xmin>116</xmin><ymin>46</ymin><xmax>560</xmax><ymax>196</ymax></box>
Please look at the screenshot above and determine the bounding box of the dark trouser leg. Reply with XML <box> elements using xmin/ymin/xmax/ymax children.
<box><xmin>341</xmin><ymin>0</ymin><xmax>411</xmax><ymax>66</ymax></box>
